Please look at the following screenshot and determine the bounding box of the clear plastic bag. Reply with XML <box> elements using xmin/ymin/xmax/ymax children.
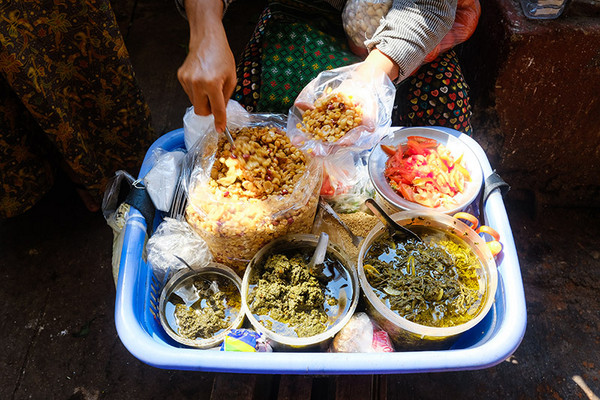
<box><xmin>182</xmin><ymin>111</ymin><xmax>322</xmax><ymax>272</ymax></box>
<box><xmin>146</xmin><ymin>217</ymin><xmax>213</xmax><ymax>284</ymax></box>
<box><xmin>287</xmin><ymin>62</ymin><xmax>395</xmax><ymax>157</ymax></box>
<box><xmin>183</xmin><ymin>100</ymin><xmax>250</xmax><ymax>151</ymax></box>
<box><xmin>342</xmin><ymin>0</ymin><xmax>392</xmax><ymax>57</ymax></box>
<box><xmin>143</xmin><ymin>148</ymin><xmax>186</xmax><ymax>212</ymax></box>
<box><xmin>319</xmin><ymin>149</ymin><xmax>375</xmax><ymax>212</ymax></box>
<box><xmin>101</xmin><ymin>170</ymin><xmax>137</xmax><ymax>286</ymax></box>
<box><xmin>330</xmin><ymin>312</ymin><xmax>395</xmax><ymax>352</ymax></box>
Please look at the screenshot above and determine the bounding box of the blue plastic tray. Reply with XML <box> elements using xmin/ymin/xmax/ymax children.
<box><xmin>114</xmin><ymin>127</ymin><xmax>527</xmax><ymax>374</ymax></box>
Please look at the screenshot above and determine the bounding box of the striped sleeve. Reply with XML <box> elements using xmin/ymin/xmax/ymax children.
<box><xmin>175</xmin><ymin>0</ymin><xmax>234</xmax><ymax>19</ymax></box>
<box><xmin>364</xmin><ymin>0</ymin><xmax>457</xmax><ymax>83</ymax></box>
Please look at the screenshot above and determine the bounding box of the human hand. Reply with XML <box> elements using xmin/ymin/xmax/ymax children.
<box><xmin>177</xmin><ymin>0</ymin><xmax>236</xmax><ymax>133</ymax></box>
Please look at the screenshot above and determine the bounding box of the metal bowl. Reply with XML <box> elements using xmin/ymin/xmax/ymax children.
<box><xmin>159</xmin><ymin>263</ymin><xmax>245</xmax><ymax>349</ymax></box>
<box><xmin>368</xmin><ymin>127</ymin><xmax>483</xmax><ymax>214</ymax></box>
<box><xmin>241</xmin><ymin>234</ymin><xmax>359</xmax><ymax>351</ymax></box>
<box><xmin>357</xmin><ymin>211</ymin><xmax>498</xmax><ymax>350</ymax></box>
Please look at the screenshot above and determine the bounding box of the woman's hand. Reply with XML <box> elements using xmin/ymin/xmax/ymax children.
<box><xmin>177</xmin><ymin>0</ymin><xmax>236</xmax><ymax>133</ymax></box>
<box><xmin>362</xmin><ymin>49</ymin><xmax>399</xmax><ymax>82</ymax></box>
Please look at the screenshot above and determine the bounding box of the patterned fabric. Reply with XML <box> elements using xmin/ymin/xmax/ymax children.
<box><xmin>258</xmin><ymin>22</ymin><xmax>360</xmax><ymax>113</ymax></box>
<box><xmin>233</xmin><ymin>7</ymin><xmax>272</xmax><ymax>112</ymax></box>
<box><xmin>0</xmin><ymin>0</ymin><xmax>155</xmax><ymax>219</ymax></box>
<box><xmin>233</xmin><ymin>0</ymin><xmax>352</xmax><ymax>112</ymax></box>
<box><xmin>393</xmin><ymin>50</ymin><xmax>472</xmax><ymax>134</ymax></box>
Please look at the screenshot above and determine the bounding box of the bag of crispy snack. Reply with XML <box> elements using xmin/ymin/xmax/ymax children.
<box><xmin>182</xmin><ymin>110</ymin><xmax>322</xmax><ymax>273</ymax></box>
<box><xmin>287</xmin><ymin>62</ymin><xmax>395</xmax><ymax>157</ymax></box>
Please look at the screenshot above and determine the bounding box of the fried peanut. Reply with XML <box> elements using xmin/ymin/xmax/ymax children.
<box><xmin>298</xmin><ymin>92</ymin><xmax>363</xmax><ymax>143</ymax></box>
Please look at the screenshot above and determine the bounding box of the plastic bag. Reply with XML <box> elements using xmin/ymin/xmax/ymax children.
<box><xmin>146</xmin><ymin>217</ymin><xmax>213</xmax><ymax>284</ymax></box>
<box><xmin>319</xmin><ymin>149</ymin><xmax>375</xmax><ymax>212</ymax></box>
<box><xmin>219</xmin><ymin>329</ymin><xmax>273</xmax><ymax>352</ymax></box>
<box><xmin>330</xmin><ymin>312</ymin><xmax>395</xmax><ymax>352</ymax></box>
<box><xmin>183</xmin><ymin>100</ymin><xmax>250</xmax><ymax>151</ymax></box>
<box><xmin>102</xmin><ymin>170</ymin><xmax>137</xmax><ymax>287</ymax></box>
<box><xmin>342</xmin><ymin>0</ymin><xmax>392</xmax><ymax>57</ymax></box>
<box><xmin>182</xmin><ymin>112</ymin><xmax>322</xmax><ymax>271</ymax></box>
<box><xmin>143</xmin><ymin>149</ymin><xmax>186</xmax><ymax>212</ymax></box>
<box><xmin>287</xmin><ymin>62</ymin><xmax>395</xmax><ymax>157</ymax></box>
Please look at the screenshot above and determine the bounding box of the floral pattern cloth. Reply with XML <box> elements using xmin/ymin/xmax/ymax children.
<box><xmin>0</xmin><ymin>0</ymin><xmax>155</xmax><ymax>219</ymax></box>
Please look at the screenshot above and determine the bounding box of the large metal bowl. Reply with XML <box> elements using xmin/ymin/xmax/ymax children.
<box><xmin>241</xmin><ymin>234</ymin><xmax>359</xmax><ymax>351</ymax></box>
<box><xmin>368</xmin><ymin>127</ymin><xmax>483</xmax><ymax>214</ymax></box>
<box><xmin>357</xmin><ymin>210</ymin><xmax>498</xmax><ymax>350</ymax></box>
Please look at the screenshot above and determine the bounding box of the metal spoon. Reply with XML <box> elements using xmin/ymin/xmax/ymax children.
<box><xmin>307</xmin><ymin>232</ymin><xmax>329</xmax><ymax>276</ymax></box>
<box><xmin>364</xmin><ymin>198</ymin><xmax>423</xmax><ymax>242</ymax></box>
<box><xmin>173</xmin><ymin>255</ymin><xmax>200</xmax><ymax>304</ymax></box>
<box><xmin>319</xmin><ymin>198</ymin><xmax>363</xmax><ymax>247</ymax></box>
<box><xmin>223</xmin><ymin>126</ymin><xmax>236</xmax><ymax>150</ymax></box>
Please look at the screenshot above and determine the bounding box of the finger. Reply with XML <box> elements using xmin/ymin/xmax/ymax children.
<box><xmin>192</xmin><ymin>91</ymin><xmax>212</xmax><ymax>116</ymax></box>
<box><xmin>223</xmin><ymin>71</ymin><xmax>237</xmax><ymax>102</ymax></box>
<box><xmin>208</xmin><ymin>86</ymin><xmax>227</xmax><ymax>133</ymax></box>
<box><xmin>294</xmin><ymin>101</ymin><xmax>315</xmax><ymax>112</ymax></box>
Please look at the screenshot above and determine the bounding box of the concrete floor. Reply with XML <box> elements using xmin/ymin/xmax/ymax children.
<box><xmin>1</xmin><ymin>0</ymin><xmax>599</xmax><ymax>399</ymax></box>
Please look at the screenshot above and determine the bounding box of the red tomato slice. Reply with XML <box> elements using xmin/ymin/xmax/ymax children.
<box><xmin>380</xmin><ymin>144</ymin><xmax>397</xmax><ymax>156</ymax></box>
<box><xmin>407</xmin><ymin>136</ymin><xmax>438</xmax><ymax>148</ymax></box>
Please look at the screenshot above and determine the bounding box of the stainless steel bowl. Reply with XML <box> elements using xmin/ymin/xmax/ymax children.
<box><xmin>159</xmin><ymin>262</ymin><xmax>245</xmax><ymax>349</ymax></box>
<box><xmin>241</xmin><ymin>234</ymin><xmax>359</xmax><ymax>350</ymax></box>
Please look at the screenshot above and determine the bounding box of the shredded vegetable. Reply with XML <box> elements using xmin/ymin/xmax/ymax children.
<box><xmin>363</xmin><ymin>229</ymin><xmax>483</xmax><ymax>328</ymax></box>
<box><xmin>384</xmin><ymin>136</ymin><xmax>471</xmax><ymax>208</ymax></box>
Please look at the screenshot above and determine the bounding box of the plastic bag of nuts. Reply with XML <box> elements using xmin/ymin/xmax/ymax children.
<box><xmin>342</xmin><ymin>0</ymin><xmax>392</xmax><ymax>57</ymax></box>
<box><xmin>183</xmin><ymin>113</ymin><xmax>322</xmax><ymax>274</ymax></box>
<box><xmin>287</xmin><ymin>62</ymin><xmax>395</xmax><ymax>157</ymax></box>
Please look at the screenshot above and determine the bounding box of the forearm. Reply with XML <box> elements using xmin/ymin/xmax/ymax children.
<box><xmin>176</xmin><ymin>0</ymin><xmax>233</xmax><ymax>19</ymax></box>
<box><xmin>365</xmin><ymin>0</ymin><xmax>457</xmax><ymax>82</ymax></box>
<box><xmin>185</xmin><ymin>0</ymin><xmax>226</xmax><ymax>48</ymax></box>
<box><xmin>177</xmin><ymin>0</ymin><xmax>237</xmax><ymax>129</ymax></box>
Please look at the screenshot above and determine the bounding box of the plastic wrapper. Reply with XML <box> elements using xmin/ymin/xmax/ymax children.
<box><xmin>182</xmin><ymin>111</ymin><xmax>322</xmax><ymax>272</ymax></box>
<box><xmin>287</xmin><ymin>62</ymin><xmax>395</xmax><ymax>157</ymax></box>
<box><xmin>143</xmin><ymin>149</ymin><xmax>186</xmax><ymax>212</ymax></box>
<box><xmin>146</xmin><ymin>217</ymin><xmax>213</xmax><ymax>284</ymax></box>
<box><xmin>219</xmin><ymin>329</ymin><xmax>273</xmax><ymax>352</ymax></box>
<box><xmin>102</xmin><ymin>170</ymin><xmax>136</xmax><ymax>286</ymax></box>
<box><xmin>319</xmin><ymin>149</ymin><xmax>375</xmax><ymax>212</ymax></box>
<box><xmin>183</xmin><ymin>100</ymin><xmax>250</xmax><ymax>150</ymax></box>
<box><xmin>342</xmin><ymin>0</ymin><xmax>392</xmax><ymax>57</ymax></box>
<box><xmin>330</xmin><ymin>312</ymin><xmax>394</xmax><ymax>352</ymax></box>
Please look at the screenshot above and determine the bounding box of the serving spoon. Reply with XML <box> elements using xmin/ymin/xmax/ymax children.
<box><xmin>364</xmin><ymin>198</ymin><xmax>423</xmax><ymax>242</ymax></box>
<box><xmin>307</xmin><ymin>232</ymin><xmax>329</xmax><ymax>277</ymax></box>
<box><xmin>318</xmin><ymin>198</ymin><xmax>363</xmax><ymax>247</ymax></box>
<box><xmin>172</xmin><ymin>255</ymin><xmax>201</xmax><ymax>305</ymax></box>
<box><xmin>223</xmin><ymin>126</ymin><xmax>236</xmax><ymax>149</ymax></box>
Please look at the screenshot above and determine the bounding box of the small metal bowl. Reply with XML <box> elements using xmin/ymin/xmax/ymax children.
<box><xmin>368</xmin><ymin>127</ymin><xmax>483</xmax><ymax>214</ymax></box>
<box><xmin>159</xmin><ymin>262</ymin><xmax>245</xmax><ymax>349</ymax></box>
<box><xmin>241</xmin><ymin>234</ymin><xmax>359</xmax><ymax>351</ymax></box>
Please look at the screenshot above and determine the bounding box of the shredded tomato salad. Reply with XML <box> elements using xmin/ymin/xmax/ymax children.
<box><xmin>382</xmin><ymin>136</ymin><xmax>472</xmax><ymax>208</ymax></box>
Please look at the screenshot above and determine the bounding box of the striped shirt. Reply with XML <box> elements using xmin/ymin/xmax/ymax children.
<box><xmin>176</xmin><ymin>0</ymin><xmax>456</xmax><ymax>82</ymax></box>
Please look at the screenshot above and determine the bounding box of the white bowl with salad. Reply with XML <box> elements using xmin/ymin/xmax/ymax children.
<box><xmin>368</xmin><ymin>127</ymin><xmax>483</xmax><ymax>214</ymax></box>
